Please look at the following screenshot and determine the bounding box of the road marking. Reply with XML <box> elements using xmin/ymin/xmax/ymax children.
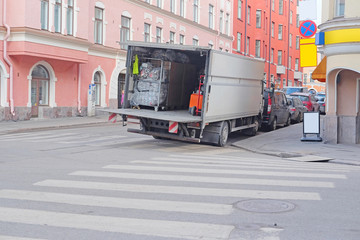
<box><xmin>34</xmin><ymin>179</ymin><xmax>321</xmax><ymax>200</ymax></box>
<box><xmin>0</xmin><ymin>236</ymin><xmax>46</xmax><ymax>240</ymax></box>
<box><xmin>0</xmin><ymin>189</ymin><xmax>233</xmax><ymax>215</ymax></box>
<box><xmin>0</xmin><ymin>207</ymin><xmax>234</xmax><ymax>240</ymax></box>
<box><xmin>168</xmin><ymin>154</ymin><xmax>354</xmax><ymax>171</ymax></box>
<box><xmin>131</xmin><ymin>160</ymin><xmax>348</xmax><ymax>173</ymax></box>
<box><xmin>70</xmin><ymin>170</ymin><xmax>334</xmax><ymax>188</ymax></box>
<box><xmin>103</xmin><ymin>165</ymin><xmax>347</xmax><ymax>179</ymax></box>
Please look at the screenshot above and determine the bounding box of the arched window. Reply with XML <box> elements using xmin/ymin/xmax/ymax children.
<box><xmin>94</xmin><ymin>71</ymin><xmax>101</xmax><ymax>106</ymax></box>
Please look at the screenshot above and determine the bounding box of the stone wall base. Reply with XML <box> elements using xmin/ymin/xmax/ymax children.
<box><xmin>324</xmin><ymin>115</ymin><xmax>360</xmax><ymax>144</ymax></box>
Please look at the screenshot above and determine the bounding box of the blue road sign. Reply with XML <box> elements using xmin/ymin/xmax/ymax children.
<box><xmin>300</xmin><ymin>20</ymin><xmax>317</xmax><ymax>38</ymax></box>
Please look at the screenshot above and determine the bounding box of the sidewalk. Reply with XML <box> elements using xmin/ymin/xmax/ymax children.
<box><xmin>0</xmin><ymin>115</ymin><xmax>116</xmax><ymax>135</ymax></box>
<box><xmin>232</xmin><ymin>122</ymin><xmax>360</xmax><ymax>166</ymax></box>
<box><xmin>0</xmin><ymin>115</ymin><xmax>359</xmax><ymax>166</ymax></box>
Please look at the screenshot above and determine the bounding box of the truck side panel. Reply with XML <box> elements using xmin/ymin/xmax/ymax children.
<box><xmin>203</xmin><ymin>51</ymin><xmax>265</xmax><ymax>122</ymax></box>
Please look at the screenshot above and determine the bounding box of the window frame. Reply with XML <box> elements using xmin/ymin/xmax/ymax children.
<box><xmin>156</xmin><ymin>27</ymin><xmax>162</xmax><ymax>43</ymax></box>
<box><xmin>120</xmin><ymin>15</ymin><xmax>131</xmax><ymax>49</ymax></box>
<box><xmin>334</xmin><ymin>0</ymin><xmax>345</xmax><ymax>17</ymax></box>
<box><xmin>54</xmin><ymin>0</ymin><xmax>62</xmax><ymax>33</ymax></box>
<box><xmin>278</xmin><ymin>50</ymin><xmax>283</xmax><ymax>66</ymax></box>
<box><xmin>256</xmin><ymin>9</ymin><xmax>261</xmax><ymax>28</ymax></box>
<box><xmin>237</xmin><ymin>32</ymin><xmax>242</xmax><ymax>52</ymax></box>
<box><xmin>66</xmin><ymin>0</ymin><xmax>74</xmax><ymax>35</ymax></box>
<box><xmin>255</xmin><ymin>40</ymin><xmax>261</xmax><ymax>58</ymax></box>
<box><xmin>209</xmin><ymin>4</ymin><xmax>214</xmax><ymax>29</ymax></box>
<box><xmin>193</xmin><ymin>0</ymin><xmax>199</xmax><ymax>23</ymax></box>
<box><xmin>94</xmin><ymin>7</ymin><xmax>104</xmax><ymax>44</ymax></box>
<box><xmin>41</xmin><ymin>0</ymin><xmax>49</xmax><ymax>30</ymax></box>
<box><xmin>278</xmin><ymin>24</ymin><xmax>283</xmax><ymax>40</ymax></box>
<box><xmin>144</xmin><ymin>23</ymin><xmax>151</xmax><ymax>42</ymax></box>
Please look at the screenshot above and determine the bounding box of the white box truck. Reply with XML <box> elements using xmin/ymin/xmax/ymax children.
<box><xmin>106</xmin><ymin>42</ymin><xmax>265</xmax><ymax>146</ymax></box>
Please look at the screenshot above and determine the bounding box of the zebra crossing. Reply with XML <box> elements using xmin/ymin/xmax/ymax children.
<box><xmin>0</xmin><ymin>152</ymin><xmax>354</xmax><ymax>240</ymax></box>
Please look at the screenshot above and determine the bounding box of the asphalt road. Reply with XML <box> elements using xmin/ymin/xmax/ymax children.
<box><xmin>0</xmin><ymin>124</ymin><xmax>359</xmax><ymax>240</ymax></box>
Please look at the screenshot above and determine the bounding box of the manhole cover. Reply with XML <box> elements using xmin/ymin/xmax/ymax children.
<box><xmin>235</xmin><ymin>199</ymin><xmax>296</xmax><ymax>213</ymax></box>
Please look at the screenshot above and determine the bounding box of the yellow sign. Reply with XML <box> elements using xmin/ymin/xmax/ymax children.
<box><xmin>300</xmin><ymin>38</ymin><xmax>317</xmax><ymax>67</ymax></box>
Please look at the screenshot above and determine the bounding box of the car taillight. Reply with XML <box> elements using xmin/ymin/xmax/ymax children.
<box><xmin>290</xmin><ymin>107</ymin><xmax>296</xmax><ymax>112</ymax></box>
<box><xmin>267</xmin><ymin>96</ymin><xmax>272</xmax><ymax>114</ymax></box>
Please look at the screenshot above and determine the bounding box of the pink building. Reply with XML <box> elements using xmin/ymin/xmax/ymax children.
<box><xmin>0</xmin><ymin>0</ymin><xmax>233</xmax><ymax>121</ymax></box>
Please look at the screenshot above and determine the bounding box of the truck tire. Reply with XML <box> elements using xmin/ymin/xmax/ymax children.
<box><xmin>218</xmin><ymin>121</ymin><xmax>229</xmax><ymax>147</ymax></box>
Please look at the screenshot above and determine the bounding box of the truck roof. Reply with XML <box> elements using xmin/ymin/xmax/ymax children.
<box><xmin>119</xmin><ymin>41</ymin><xmax>212</xmax><ymax>52</ymax></box>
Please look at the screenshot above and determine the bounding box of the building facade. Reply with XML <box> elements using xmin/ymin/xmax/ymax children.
<box><xmin>0</xmin><ymin>0</ymin><xmax>233</xmax><ymax>121</ymax></box>
<box><xmin>233</xmin><ymin>0</ymin><xmax>302</xmax><ymax>89</ymax></box>
<box><xmin>316</xmin><ymin>0</ymin><xmax>360</xmax><ymax>144</ymax></box>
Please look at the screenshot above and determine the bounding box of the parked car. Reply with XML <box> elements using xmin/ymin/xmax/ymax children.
<box><xmin>262</xmin><ymin>89</ymin><xmax>291</xmax><ymax>131</ymax></box>
<box><xmin>287</xmin><ymin>96</ymin><xmax>308</xmax><ymax>123</ymax></box>
<box><xmin>283</xmin><ymin>87</ymin><xmax>309</xmax><ymax>96</ymax></box>
<box><xmin>316</xmin><ymin>92</ymin><xmax>326</xmax><ymax>114</ymax></box>
<box><xmin>290</xmin><ymin>92</ymin><xmax>320</xmax><ymax>112</ymax></box>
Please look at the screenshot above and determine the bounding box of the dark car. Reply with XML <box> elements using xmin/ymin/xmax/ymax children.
<box><xmin>287</xmin><ymin>96</ymin><xmax>308</xmax><ymax>123</ymax></box>
<box><xmin>290</xmin><ymin>92</ymin><xmax>320</xmax><ymax>112</ymax></box>
<box><xmin>283</xmin><ymin>87</ymin><xmax>309</xmax><ymax>95</ymax></box>
<box><xmin>262</xmin><ymin>89</ymin><xmax>291</xmax><ymax>131</ymax></box>
<box><xmin>316</xmin><ymin>92</ymin><xmax>326</xmax><ymax>114</ymax></box>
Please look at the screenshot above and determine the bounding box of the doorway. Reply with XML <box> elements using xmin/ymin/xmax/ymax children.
<box><xmin>31</xmin><ymin>65</ymin><xmax>50</xmax><ymax>117</ymax></box>
<box><xmin>118</xmin><ymin>73</ymin><xmax>125</xmax><ymax>108</ymax></box>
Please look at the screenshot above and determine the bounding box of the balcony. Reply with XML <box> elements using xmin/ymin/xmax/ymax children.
<box><xmin>276</xmin><ymin>65</ymin><xmax>286</xmax><ymax>75</ymax></box>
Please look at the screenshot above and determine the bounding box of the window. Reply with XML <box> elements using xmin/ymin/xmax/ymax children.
<box><xmin>219</xmin><ymin>10</ymin><xmax>224</xmax><ymax>33</ymax></box>
<box><xmin>270</xmin><ymin>48</ymin><xmax>274</xmax><ymax>63</ymax></box>
<box><xmin>54</xmin><ymin>0</ymin><xmax>62</xmax><ymax>33</ymax></box>
<box><xmin>156</xmin><ymin>27</ymin><xmax>162</xmax><ymax>43</ymax></box>
<box><xmin>335</xmin><ymin>0</ymin><xmax>345</xmax><ymax>17</ymax></box>
<box><xmin>209</xmin><ymin>5</ymin><xmax>214</xmax><ymax>29</ymax></box>
<box><xmin>170</xmin><ymin>31</ymin><xmax>175</xmax><ymax>44</ymax></box>
<box><xmin>120</xmin><ymin>16</ymin><xmax>131</xmax><ymax>49</ymax></box>
<box><xmin>144</xmin><ymin>23</ymin><xmax>151</xmax><ymax>42</ymax></box>
<box><xmin>279</xmin><ymin>0</ymin><xmax>283</xmax><ymax>15</ymax></box>
<box><xmin>145</xmin><ymin>0</ymin><xmax>150</xmax><ymax>3</ymax></box>
<box><xmin>255</xmin><ymin>40</ymin><xmax>261</xmax><ymax>58</ymax></box>
<box><xmin>247</xmin><ymin>6</ymin><xmax>251</xmax><ymax>25</ymax></box>
<box><xmin>238</xmin><ymin>0</ymin><xmax>243</xmax><ymax>19</ymax></box>
<box><xmin>180</xmin><ymin>0</ymin><xmax>185</xmax><ymax>17</ymax></box>
<box><xmin>94</xmin><ymin>72</ymin><xmax>101</xmax><ymax>106</ymax></box>
<box><xmin>170</xmin><ymin>0</ymin><xmax>176</xmax><ymax>13</ymax></box>
<box><xmin>289</xmin><ymin>33</ymin><xmax>292</xmax><ymax>48</ymax></box>
<box><xmin>290</xmin><ymin>10</ymin><xmax>293</xmax><ymax>25</ymax></box>
<box><xmin>246</xmin><ymin>36</ymin><xmax>250</xmax><ymax>55</ymax></box>
<box><xmin>193</xmin><ymin>38</ymin><xmax>199</xmax><ymax>46</ymax></box>
<box><xmin>179</xmin><ymin>34</ymin><xmax>185</xmax><ymax>45</ymax></box>
<box><xmin>66</xmin><ymin>0</ymin><xmax>74</xmax><ymax>35</ymax></box>
<box><xmin>278</xmin><ymin>50</ymin><xmax>282</xmax><ymax>65</ymax></box>
<box><xmin>271</xmin><ymin>22</ymin><xmax>274</xmax><ymax>37</ymax></box>
<box><xmin>296</xmin><ymin>14</ymin><xmax>300</xmax><ymax>27</ymax></box>
<box><xmin>41</xmin><ymin>0</ymin><xmax>49</xmax><ymax>30</ymax></box>
<box><xmin>272</xmin><ymin>0</ymin><xmax>275</xmax><ymax>11</ymax></box>
<box><xmin>157</xmin><ymin>0</ymin><xmax>162</xmax><ymax>8</ymax></box>
<box><xmin>288</xmin><ymin>56</ymin><xmax>292</xmax><ymax>69</ymax></box>
<box><xmin>256</xmin><ymin>10</ymin><xmax>261</xmax><ymax>28</ymax></box>
<box><xmin>193</xmin><ymin>0</ymin><xmax>199</xmax><ymax>23</ymax></box>
<box><xmin>278</xmin><ymin>24</ymin><xmax>283</xmax><ymax>40</ymax></box>
<box><xmin>295</xmin><ymin>58</ymin><xmax>299</xmax><ymax>71</ymax></box>
<box><xmin>296</xmin><ymin>36</ymin><xmax>300</xmax><ymax>49</ymax></box>
<box><xmin>237</xmin><ymin>32</ymin><xmax>242</xmax><ymax>52</ymax></box>
<box><xmin>94</xmin><ymin>7</ymin><xmax>103</xmax><ymax>44</ymax></box>
<box><xmin>225</xmin><ymin>14</ymin><xmax>230</xmax><ymax>35</ymax></box>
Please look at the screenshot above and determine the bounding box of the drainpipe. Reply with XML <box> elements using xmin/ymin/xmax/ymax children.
<box><xmin>3</xmin><ymin>0</ymin><xmax>15</xmax><ymax>116</ymax></box>
<box><xmin>286</xmin><ymin>0</ymin><xmax>291</xmax><ymax>87</ymax></box>
<box><xmin>244</xmin><ymin>0</ymin><xmax>248</xmax><ymax>56</ymax></box>
<box><xmin>268</xmin><ymin>0</ymin><xmax>272</xmax><ymax>88</ymax></box>
<box><xmin>77</xmin><ymin>64</ymin><xmax>82</xmax><ymax>114</ymax></box>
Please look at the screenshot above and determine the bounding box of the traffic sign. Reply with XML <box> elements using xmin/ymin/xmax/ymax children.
<box><xmin>299</xmin><ymin>20</ymin><xmax>317</xmax><ymax>38</ymax></box>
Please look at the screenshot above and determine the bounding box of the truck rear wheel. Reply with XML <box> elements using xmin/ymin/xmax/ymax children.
<box><xmin>218</xmin><ymin>121</ymin><xmax>229</xmax><ymax>147</ymax></box>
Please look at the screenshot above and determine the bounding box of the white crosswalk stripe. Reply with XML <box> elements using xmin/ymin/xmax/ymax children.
<box><xmin>34</xmin><ymin>179</ymin><xmax>321</xmax><ymax>200</ymax></box>
<box><xmin>0</xmin><ymin>207</ymin><xmax>234</xmax><ymax>240</ymax></box>
<box><xmin>103</xmin><ymin>164</ymin><xmax>347</xmax><ymax>179</ymax></box>
<box><xmin>70</xmin><ymin>170</ymin><xmax>335</xmax><ymax>188</ymax></box>
<box><xmin>0</xmin><ymin>189</ymin><xmax>233</xmax><ymax>215</ymax></box>
<box><xmin>0</xmin><ymin>152</ymin><xmax>352</xmax><ymax>239</ymax></box>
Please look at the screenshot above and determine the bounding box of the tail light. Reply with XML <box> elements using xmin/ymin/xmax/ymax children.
<box><xmin>267</xmin><ymin>96</ymin><xmax>272</xmax><ymax>114</ymax></box>
<box><xmin>290</xmin><ymin>107</ymin><xmax>296</xmax><ymax>112</ymax></box>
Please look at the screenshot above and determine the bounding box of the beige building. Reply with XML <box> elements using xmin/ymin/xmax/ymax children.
<box><xmin>315</xmin><ymin>0</ymin><xmax>360</xmax><ymax>144</ymax></box>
